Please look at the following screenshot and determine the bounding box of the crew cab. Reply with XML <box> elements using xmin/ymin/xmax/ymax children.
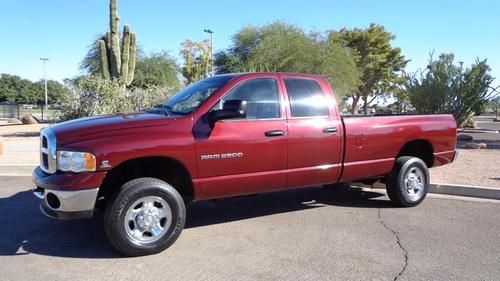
<box><xmin>32</xmin><ymin>73</ymin><xmax>457</xmax><ymax>256</ymax></box>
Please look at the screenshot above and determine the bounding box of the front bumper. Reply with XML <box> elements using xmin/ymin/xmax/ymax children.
<box><xmin>32</xmin><ymin>166</ymin><xmax>103</xmax><ymax>220</ymax></box>
<box><xmin>32</xmin><ymin>186</ymin><xmax>99</xmax><ymax>220</ymax></box>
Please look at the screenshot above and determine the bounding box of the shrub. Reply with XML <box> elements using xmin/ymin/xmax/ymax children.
<box><xmin>54</xmin><ymin>76</ymin><xmax>178</xmax><ymax>122</ymax></box>
<box><xmin>407</xmin><ymin>53</ymin><xmax>495</xmax><ymax>127</ymax></box>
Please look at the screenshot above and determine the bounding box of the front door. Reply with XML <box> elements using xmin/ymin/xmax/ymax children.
<box><xmin>194</xmin><ymin>77</ymin><xmax>287</xmax><ymax>199</ymax></box>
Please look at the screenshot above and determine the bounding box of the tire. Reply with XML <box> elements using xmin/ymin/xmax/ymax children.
<box><xmin>104</xmin><ymin>177</ymin><xmax>186</xmax><ymax>256</ymax></box>
<box><xmin>386</xmin><ymin>156</ymin><xmax>429</xmax><ymax>207</ymax></box>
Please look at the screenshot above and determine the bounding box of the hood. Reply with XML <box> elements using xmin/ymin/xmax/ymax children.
<box><xmin>51</xmin><ymin>112</ymin><xmax>175</xmax><ymax>141</ymax></box>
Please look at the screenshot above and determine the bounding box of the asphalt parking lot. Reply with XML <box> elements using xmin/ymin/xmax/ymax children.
<box><xmin>1</xmin><ymin>176</ymin><xmax>499</xmax><ymax>281</ymax></box>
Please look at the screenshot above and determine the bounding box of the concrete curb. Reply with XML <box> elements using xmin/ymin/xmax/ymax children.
<box><xmin>430</xmin><ymin>183</ymin><xmax>500</xmax><ymax>200</ymax></box>
<box><xmin>458</xmin><ymin>129</ymin><xmax>499</xmax><ymax>134</ymax></box>
<box><xmin>360</xmin><ymin>182</ymin><xmax>500</xmax><ymax>200</ymax></box>
<box><xmin>1</xmin><ymin>165</ymin><xmax>499</xmax><ymax>200</ymax></box>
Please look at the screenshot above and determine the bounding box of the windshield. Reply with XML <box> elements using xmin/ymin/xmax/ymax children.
<box><xmin>164</xmin><ymin>76</ymin><xmax>234</xmax><ymax>115</ymax></box>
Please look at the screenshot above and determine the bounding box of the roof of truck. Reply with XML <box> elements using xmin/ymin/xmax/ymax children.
<box><xmin>214</xmin><ymin>72</ymin><xmax>325</xmax><ymax>79</ymax></box>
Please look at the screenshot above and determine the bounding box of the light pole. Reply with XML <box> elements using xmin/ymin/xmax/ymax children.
<box><xmin>40</xmin><ymin>58</ymin><xmax>49</xmax><ymax>112</ymax></box>
<box><xmin>203</xmin><ymin>29</ymin><xmax>214</xmax><ymax>76</ymax></box>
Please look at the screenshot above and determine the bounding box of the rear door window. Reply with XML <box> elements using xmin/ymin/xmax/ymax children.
<box><xmin>284</xmin><ymin>78</ymin><xmax>329</xmax><ymax>117</ymax></box>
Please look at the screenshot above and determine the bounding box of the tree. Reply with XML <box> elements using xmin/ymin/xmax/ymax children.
<box><xmin>0</xmin><ymin>74</ymin><xmax>35</xmax><ymax>102</ymax></box>
<box><xmin>0</xmin><ymin>74</ymin><xmax>69</xmax><ymax>104</ymax></box>
<box><xmin>339</xmin><ymin>24</ymin><xmax>408</xmax><ymax>114</ymax></box>
<box><xmin>180</xmin><ymin>39</ymin><xmax>211</xmax><ymax>84</ymax></box>
<box><xmin>407</xmin><ymin>53</ymin><xmax>497</xmax><ymax>127</ymax></box>
<box><xmin>131</xmin><ymin>52</ymin><xmax>181</xmax><ymax>90</ymax></box>
<box><xmin>34</xmin><ymin>80</ymin><xmax>71</xmax><ymax>104</ymax></box>
<box><xmin>214</xmin><ymin>22</ymin><xmax>361</xmax><ymax>97</ymax></box>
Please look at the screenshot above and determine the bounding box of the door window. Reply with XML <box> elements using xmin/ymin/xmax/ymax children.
<box><xmin>216</xmin><ymin>78</ymin><xmax>281</xmax><ymax>119</ymax></box>
<box><xmin>284</xmin><ymin>78</ymin><xmax>329</xmax><ymax>117</ymax></box>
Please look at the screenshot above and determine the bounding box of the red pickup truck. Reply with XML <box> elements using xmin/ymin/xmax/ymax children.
<box><xmin>32</xmin><ymin>72</ymin><xmax>457</xmax><ymax>256</ymax></box>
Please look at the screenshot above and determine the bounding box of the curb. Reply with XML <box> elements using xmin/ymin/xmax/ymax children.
<box><xmin>458</xmin><ymin>129</ymin><xmax>499</xmax><ymax>134</ymax></box>
<box><xmin>355</xmin><ymin>182</ymin><xmax>500</xmax><ymax>200</ymax></box>
<box><xmin>429</xmin><ymin>183</ymin><xmax>500</xmax><ymax>200</ymax></box>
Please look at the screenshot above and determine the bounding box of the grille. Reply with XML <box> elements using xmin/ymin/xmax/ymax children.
<box><xmin>40</xmin><ymin>128</ymin><xmax>57</xmax><ymax>174</ymax></box>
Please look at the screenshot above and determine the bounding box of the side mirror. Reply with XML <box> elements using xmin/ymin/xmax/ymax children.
<box><xmin>207</xmin><ymin>99</ymin><xmax>247</xmax><ymax>123</ymax></box>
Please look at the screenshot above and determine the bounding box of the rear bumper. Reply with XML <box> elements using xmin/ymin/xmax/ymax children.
<box><xmin>32</xmin><ymin>166</ymin><xmax>102</xmax><ymax>220</ymax></box>
<box><xmin>433</xmin><ymin>150</ymin><xmax>457</xmax><ymax>167</ymax></box>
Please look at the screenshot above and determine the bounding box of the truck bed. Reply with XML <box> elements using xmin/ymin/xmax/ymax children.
<box><xmin>339</xmin><ymin>114</ymin><xmax>457</xmax><ymax>182</ymax></box>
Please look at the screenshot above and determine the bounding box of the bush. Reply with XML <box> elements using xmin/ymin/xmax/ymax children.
<box><xmin>127</xmin><ymin>85</ymin><xmax>177</xmax><ymax>111</ymax></box>
<box><xmin>406</xmin><ymin>53</ymin><xmax>495</xmax><ymax>127</ymax></box>
<box><xmin>54</xmin><ymin>76</ymin><xmax>178</xmax><ymax>122</ymax></box>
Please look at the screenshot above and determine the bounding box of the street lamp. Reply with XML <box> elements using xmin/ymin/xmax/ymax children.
<box><xmin>40</xmin><ymin>58</ymin><xmax>49</xmax><ymax>112</ymax></box>
<box><xmin>203</xmin><ymin>29</ymin><xmax>214</xmax><ymax>76</ymax></box>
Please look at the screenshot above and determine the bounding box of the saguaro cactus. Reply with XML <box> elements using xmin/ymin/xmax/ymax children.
<box><xmin>98</xmin><ymin>0</ymin><xmax>136</xmax><ymax>86</ymax></box>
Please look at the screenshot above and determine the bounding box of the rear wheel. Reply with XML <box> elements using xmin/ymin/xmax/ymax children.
<box><xmin>386</xmin><ymin>156</ymin><xmax>429</xmax><ymax>207</ymax></box>
<box><xmin>104</xmin><ymin>177</ymin><xmax>186</xmax><ymax>256</ymax></box>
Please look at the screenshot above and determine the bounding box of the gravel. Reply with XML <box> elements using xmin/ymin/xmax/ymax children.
<box><xmin>430</xmin><ymin>149</ymin><xmax>500</xmax><ymax>188</ymax></box>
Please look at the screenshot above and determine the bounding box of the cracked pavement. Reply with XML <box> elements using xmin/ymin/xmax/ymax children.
<box><xmin>1</xmin><ymin>176</ymin><xmax>500</xmax><ymax>281</ymax></box>
<box><xmin>378</xmin><ymin>208</ymin><xmax>408</xmax><ymax>281</ymax></box>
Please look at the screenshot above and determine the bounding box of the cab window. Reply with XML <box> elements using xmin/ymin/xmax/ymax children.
<box><xmin>216</xmin><ymin>78</ymin><xmax>281</xmax><ymax>119</ymax></box>
<box><xmin>284</xmin><ymin>78</ymin><xmax>329</xmax><ymax>117</ymax></box>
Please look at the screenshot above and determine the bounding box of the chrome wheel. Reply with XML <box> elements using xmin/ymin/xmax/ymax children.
<box><xmin>403</xmin><ymin>167</ymin><xmax>425</xmax><ymax>202</ymax></box>
<box><xmin>124</xmin><ymin>196</ymin><xmax>172</xmax><ymax>244</ymax></box>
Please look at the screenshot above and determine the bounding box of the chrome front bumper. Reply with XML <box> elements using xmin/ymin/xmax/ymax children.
<box><xmin>32</xmin><ymin>186</ymin><xmax>99</xmax><ymax>220</ymax></box>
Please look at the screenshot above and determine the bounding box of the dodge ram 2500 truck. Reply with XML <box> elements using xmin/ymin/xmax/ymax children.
<box><xmin>32</xmin><ymin>72</ymin><xmax>457</xmax><ymax>256</ymax></box>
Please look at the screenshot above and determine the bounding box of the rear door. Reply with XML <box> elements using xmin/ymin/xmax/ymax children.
<box><xmin>194</xmin><ymin>76</ymin><xmax>288</xmax><ymax>198</ymax></box>
<box><xmin>282</xmin><ymin>76</ymin><xmax>343</xmax><ymax>188</ymax></box>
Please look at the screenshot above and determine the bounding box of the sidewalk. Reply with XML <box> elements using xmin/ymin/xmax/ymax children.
<box><xmin>0</xmin><ymin>124</ymin><xmax>46</xmax><ymax>172</ymax></box>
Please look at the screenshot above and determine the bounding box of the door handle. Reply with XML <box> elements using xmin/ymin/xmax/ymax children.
<box><xmin>323</xmin><ymin>127</ymin><xmax>338</xmax><ymax>134</ymax></box>
<box><xmin>265</xmin><ymin>130</ymin><xmax>285</xmax><ymax>137</ymax></box>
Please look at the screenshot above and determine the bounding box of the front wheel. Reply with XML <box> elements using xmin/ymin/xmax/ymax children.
<box><xmin>104</xmin><ymin>177</ymin><xmax>186</xmax><ymax>256</ymax></box>
<box><xmin>386</xmin><ymin>156</ymin><xmax>429</xmax><ymax>207</ymax></box>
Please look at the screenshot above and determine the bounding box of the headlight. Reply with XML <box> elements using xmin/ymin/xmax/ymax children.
<box><xmin>57</xmin><ymin>151</ymin><xmax>96</xmax><ymax>172</ymax></box>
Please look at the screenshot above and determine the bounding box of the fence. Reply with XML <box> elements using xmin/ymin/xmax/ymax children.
<box><xmin>0</xmin><ymin>102</ymin><xmax>56</xmax><ymax>120</ymax></box>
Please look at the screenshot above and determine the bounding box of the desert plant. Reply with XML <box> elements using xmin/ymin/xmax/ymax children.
<box><xmin>55</xmin><ymin>76</ymin><xmax>127</xmax><ymax>121</ymax></box>
<box><xmin>55</xmin><ymin>76</ymin><xmax>178</xmax><ymax>121</ymax></box>
<box><xmin>128</xmin><ymin>85</ymin><xmax>178</xmax><ymax>111</ymax></box>
<box><xmin>98</xmin><ymin>0</ymin><xmax>137</xmax><ymax>86</ymax></box>
<box><xmin>407</xmin><ymin>53</ymin><xmax>496</xmax><ymax>127</ymax></box>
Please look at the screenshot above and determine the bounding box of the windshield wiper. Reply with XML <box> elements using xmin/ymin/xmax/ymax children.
<box><xmin>162</xmin><ymin>104</ymin><xmax>172</xmax><ymax>116</ymax></box>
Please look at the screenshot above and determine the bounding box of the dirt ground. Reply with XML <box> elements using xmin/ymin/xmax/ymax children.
<box><xmin>430</xmin><ymin>149</ymin><xmax>500</xmax><ymax>187</ymax></box>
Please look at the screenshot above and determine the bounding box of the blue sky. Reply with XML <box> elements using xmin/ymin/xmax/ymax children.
<box><xmin>1</xmin><ymin>0</ymin><xmax>499</xmax><ymax>87</ymax></box>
